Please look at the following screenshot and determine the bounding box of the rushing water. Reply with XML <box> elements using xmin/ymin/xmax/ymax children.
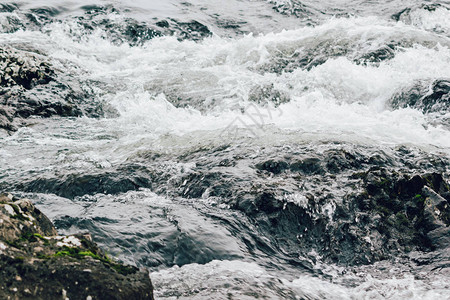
<box><xmin>1</xmin><ymin>0</ymin><xmax>450</xmax><ymax>299</ymax></box>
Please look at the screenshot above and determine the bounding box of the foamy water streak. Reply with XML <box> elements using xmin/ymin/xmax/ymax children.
<box><xmin>152</xmin><ymin>259</ymin><xmax>450</xmax><ymax>299</ymax></box>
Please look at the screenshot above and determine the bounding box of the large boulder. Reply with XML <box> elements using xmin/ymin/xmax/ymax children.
<box><xmin>0</xmin><ymin>47</ymin><xmax>83</xmax><ymax>132</ymax></box>
<box><xmin>0</xmin><ymin>193</ymin><xmax>154</xmax><ymax>300</ymax></box>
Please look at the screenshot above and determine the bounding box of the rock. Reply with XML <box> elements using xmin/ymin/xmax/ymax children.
<box><xmin>0</xmin><ymin>193</ymin><xmax>154</xmax><ymax>300</ymax></box>
<box><xmin>355</xmin><ymin>44</ymin><xmax>396</xmax><ymax>65</ymax></box>
<box><xmin>164</xmin><ymin>20</ymin><xmax>212</xmax><ymax>42</ymax></box>
<box><xmin>255</xmin><ymin>159</ymin><xmax>289</xmax><ymax>175</ymax></box>
<box><xmin>52</xmin><ymin>5</ymin><xmax>210</xmax><ymax>45</ymax></box>
<box><xmin>390</xmin><ymin>79</ymin><xmax>450</xmax><ymax>114</ymax></box>
<box><xmin>0</xmin><ymin>46</ymin><xmax>82</xmax><ymax>131</ymax></box>
<box><xmin>2</xmin><ymin>4</ymin><xmax>212</xmax><ymax>44</ymax></box>
<box><xmin>0</xmin><ymin>47</ymin><xmax>54</xmax><ymax>89</ymax></box>
<box><xmin>0</xmin><ymin>45</ymin><xmax>111</xmax><ymax>132</ymax></box>
<box><xmin>290</xmin><ymin>157</ymin><xmax>324</xmax><ymax>175</ymax></box>
<box><xmin>427</xmin><ymin>226</ymin><xmax>450</xmax><ymax>250</ymax></box>
<box><xmin>422</xmin><ymin>186</ymin><xmax>449</xmax><ymax>230</ymax></box>
<box><xmin>270</xmin><ymin>0</ymin><xmax>317</xmax><ymax>20</ymax></box>
<box><xmin>74</xmin><ymin>6</ymin><xmax>162</xmax><ymax>47</ymax></box>
<box><xmin>392</xmin><ymin>3</ymin><xmax>446</xmax><ymax>35</ymax></box>
<box><xmin>248</xmin><ymin>84</ymin><xmax>290</xmax><ymax>107</ymax></box>
<box><xmin>4</xmin><ymin>142</ymin><xmax>450</xmax><ymax>267</ymax></box>
<box><xmin>0</xmin><ymin>3</ymin><xmax>18</xmax><ymax>13</ymax></box>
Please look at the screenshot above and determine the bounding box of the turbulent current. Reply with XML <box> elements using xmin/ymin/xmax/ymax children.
<box><xmin>1</xmin><ymin>0</ymin><xmax>450</xmax><ymax>299</ymax></box>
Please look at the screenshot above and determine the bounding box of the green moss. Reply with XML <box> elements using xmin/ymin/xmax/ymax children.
<box><xmin>53</xmin><ymin>246</ymin><xmax>137</xmax><ymax>275</ymax></box>
<box><xmin>20</xmin><ymin>232</ymin><xmax>38</xmax><ymax>242</ymax></box>
<box><xmin>36</xmin><ymin>253</ymin><xmax>51</xmax><ymax>259</ymax></box>
<box><xmin>54</xmin><ymin>247</ymin><xmax>80</xmax><ymax>258</ymax></box>
<box><xmin>54</xmin><ymin>248</ymin><xmax>102</xmax><ymax>260</ymax></box>
<box><xmin>33</xmin><ymin>233</ymin><xmax>50</xmax><ymax>245</ymax></box>
<box><xmin>78</xmin><ymin>251</ymin><xmax>102</xmax><ymax>260</ymax></box>
<box><xmin>413</xmin><ymin>194</ymin><xmax>425</xmax><ymax>203</ymax></box>
<box><xmin>54</xmin><ymin>250</ymin><xmax>71</xmax><ymax>257</ymax></box>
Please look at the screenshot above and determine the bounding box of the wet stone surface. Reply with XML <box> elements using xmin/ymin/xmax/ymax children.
<box><xmin>5</xmin><ymin>142</ymin><xmax>450</xmax><ymax>268</ymax></box>
<box><xmin>390</xmin><ymin>79</ymin><xmax>450</xmax><ymax>114</ymax></box>
<box><xmin>0</xmin><ymin>46</ymin><xmax>106</xmax><ymax>132</ymax></box>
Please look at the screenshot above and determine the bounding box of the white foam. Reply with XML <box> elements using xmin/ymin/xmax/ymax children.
<box><xmin>151</xmin><ymin>259</ymin><xmax>450</xmax><ymax>299</ymax></box>
<box><xmin>403</xmin><ymin>6</ymin><xmax>450</xmax><ymax>35</ymax></box>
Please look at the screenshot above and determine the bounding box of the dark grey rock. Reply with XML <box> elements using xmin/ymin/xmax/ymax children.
<box><xmin>0</xmin><ymin>46</ymin><xmax>111</xmax><ymax>132</ymax></box>
<box><xmin>248</xmin><ymin>84</ymin><xmax>290</xmax><ymax>107</ymax></box>
<box><xmin>7</xmin><ymin>142</ymin><xmax>449</xmax><ymax>267</ymax></box>
<box><xmin>0</xmin><ymin>47</ymin><xmax>81</xmax><ymax>131</ymax></box>
<box><xmin>390</xmin><ymin>79</ymin><xmax>450</xmax><ymax>114</ymax></box>
<box><xmin>392</xmin><ymin>4</ymin><xmax>445</xmax><ymax>24</ymax></box>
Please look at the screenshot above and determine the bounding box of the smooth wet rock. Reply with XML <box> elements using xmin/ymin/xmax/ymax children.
<box><xmin>4</xmin><ymin>142</ymin><xmax>450</xmax><ymax>267</ymax></box>
<box><xmin>356</xmin><ymin>44</ymin><xmax>396</xmax><ymax>65</ymax></box>
<box><xmin>0</xmin><ymin>193</ymin><xmax>154</xmax><ymax>300</ymax></box>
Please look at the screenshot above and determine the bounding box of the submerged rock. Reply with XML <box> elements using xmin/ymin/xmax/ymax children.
<box><xmin>248</xmin><ymin>84</ymin><xmax>290</xmax><ymax>107</ymax></box>
<box><xmin>1</xmin><ymin>4</ymin><xmax>211</xmax><ymax>45</ymax></box>
<box><xmin>0</xmin><ymin>193</ymin><xmax>154</xmax><ymax>300</ymax></box>
<box><xmin>9</xmin><ymin>142</ymin><xmax>450</xmax><ymax>268</ymax></box>
<box><xmin>392</xmin><ymin>4</ymin><xmax>448</xmax><ymax>35</ymax></box>
<box><xmin>68</xmin><ymin>5</ymin><xmax>211</xmax><ymax>45</ymax></box>
<box><xmin>73</xmin><ymin>6</ymin><xmax>162</xmax><ymax>47</ymax></box>
<box><xmin>157</xmin><ymin>19</ymin><xmax>212</xmax><ymax>42</ymax></box>
<box><xmin>390</xmin><ymin>79</ymin><xmax>450</xmax><ymax>114</ymax></box>
<box><xmin>268</xmin><ymin>0</ymin><xmax>318</xmax><ymax>24</ymax></box>
<box><xmin>257</xmin><ymin>37</ymin><xmax>404</xmax><ymax>75</ymax></box>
